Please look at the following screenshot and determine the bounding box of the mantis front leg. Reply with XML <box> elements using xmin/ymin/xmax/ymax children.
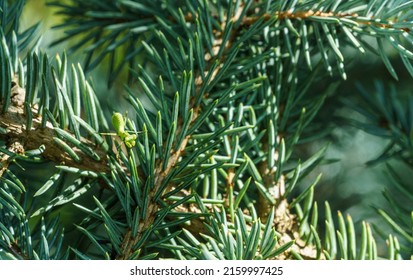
<box><xmin>112</xmin><ymin>112</ymin><xmax>137</xmax><ymax>148</ymax></box>
<box><xmin>119</xmin><ymin>132</ymin><xmax>137</xmax><ymax>148</ymax></box>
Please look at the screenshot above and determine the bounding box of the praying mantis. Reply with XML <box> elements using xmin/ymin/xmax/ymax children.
<box><xmin>102</xmin><ymin>112</ymin><xmax>139</xmax><ymax>148</ymax></box>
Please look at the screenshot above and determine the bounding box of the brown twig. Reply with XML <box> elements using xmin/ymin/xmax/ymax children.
<box><xmin>242</xmin><ymin>9</ymin><xmax>410</xmax><ymax>32</ymax></box>
<box><xmin>0</xmin><ymin>77</ymin><xmax>110</xmax><ymax>175</ymax></box>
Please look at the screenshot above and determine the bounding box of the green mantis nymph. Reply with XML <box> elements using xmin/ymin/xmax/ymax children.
<box><xmin>102</xmin><ymin>112</ymin><xmax>138</xmax><ymax>148</ymax></box>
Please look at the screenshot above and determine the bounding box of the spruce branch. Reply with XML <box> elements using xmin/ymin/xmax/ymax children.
<box><xmin>114</xmin><ymin>1</ymin><xmax>320</xmax><ymax>260</ymax></box>
<box><xmin>50</xmin><ymin>1</ymin><xmax>413</xmax><ymax>82</ymax></box>
<box><xmin>115</xmin><ymin>2</ymin><xmax>253</xmax><ymax>260</ymax></box>
<box><xmin>0</xmin><ymin>76</ymin><xmax>109</xmax><ymax>175</ymax></box>
<box><xmin>3</xmin><ymin>0</ymin><xmax>413</xmax><ymax>260</ymax></box>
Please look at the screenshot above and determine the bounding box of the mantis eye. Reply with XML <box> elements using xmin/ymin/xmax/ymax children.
<box><xmin>112</xmin><ymin>112</ymin><xmax>125</xmax><ymax>134</ymax></box>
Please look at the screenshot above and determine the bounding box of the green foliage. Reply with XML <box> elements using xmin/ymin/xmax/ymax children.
<box><xmin>1</xmin><ymin>0</ymin><xmax>413</xmax><ymax>260</ymax></box>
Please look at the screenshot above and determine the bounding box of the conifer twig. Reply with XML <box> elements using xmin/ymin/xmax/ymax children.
<box><xmin>0</xmin><ymin>77</ymin><xmax>109</xmax><ymax>175</ymax></box>
<box><xmin>116</xmin><ymin>4</ymin><xmax>248</xmax><ymax>260</ymax></box>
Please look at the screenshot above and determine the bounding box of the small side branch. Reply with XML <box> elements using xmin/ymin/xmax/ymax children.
<box><xmin>0</xmin><ymin>78</ymin><xmax>109</xmax><ymax>175</ymax></box>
